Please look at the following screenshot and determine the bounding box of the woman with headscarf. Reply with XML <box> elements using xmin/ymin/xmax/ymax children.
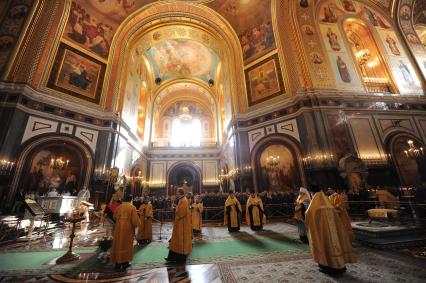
<box><xmin>293</xmin><ymin>187</ymin><xmax>311</xmax><ymax>243</ymax></box>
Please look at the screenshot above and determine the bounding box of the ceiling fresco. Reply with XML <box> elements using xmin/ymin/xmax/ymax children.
<box><xmin>63</xmin><ymin>0</ymin><xmax>275</xmax><ymax>64</ymax></box>
<box><xmin>206</xmin><ymin>0</ymin><xmax>275</xmax><ymax>64</ymax></box>
<box><xmin>145</xmin><ymin>38</ymin><xmax>219</xmax><ymax>83</ymax></box>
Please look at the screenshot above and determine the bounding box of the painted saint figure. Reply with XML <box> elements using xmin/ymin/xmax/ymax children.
<box><xmin>136</xmin><ymin>198</ymin><xmax>153</xmax><ymax>244</ymax></box>
<box><xmin>326</xmin><ymin>28</ymin><xmax>340</xmax><ymax>51</ymax></box>
<box><xmin>399</xmin><ymin>60</ymin><xmax>415</xmax><ymax>86</ymax></box>
<box><xmin>342</xmin><ymin>0</ymin><xmax>356</xmax><ymax>12</ymax></box>
<box><xmin>322</xmin><ymin>4</ymin><xmax>338</xmax><ymax>23</ymax></box>
<box><xmin>224</xmin><ymin>191</ymin><xmax>242</xmax><ymax>232</ymax></box>
<box><xmin>386</xmin><ymin>35</ymin><xmax>400</xmax><ymax>56</ymax></box>
<box><xmin>246</xmin><ymin>191</ymin><xmax>265</xmax><ymax>231</ymax></box>
<box><xmin>337</xmin><ymin>56</ymin><xmax>351</xmax><ymax>83</ymax></box>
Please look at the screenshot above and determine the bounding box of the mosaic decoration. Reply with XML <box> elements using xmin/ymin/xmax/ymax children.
<box><xmin>0</xmin><ymin>0</ymin><xmax>34</xmax><ymax>77</ymax></box>
<box><xmin>47</xmin><ymin>42</ymin><xmax>106</xmax><ymax>104</ymax></box>
<box><xmin>245</xmin><ymin>54</ymin><xmax>284</xmax><ymax>106</ymax></box>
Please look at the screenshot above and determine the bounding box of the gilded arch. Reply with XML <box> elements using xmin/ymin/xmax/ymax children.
<box><xmin>104</xmin><ymin>2</ymin><xmax>246</xmax><ymax>115</ymax></box>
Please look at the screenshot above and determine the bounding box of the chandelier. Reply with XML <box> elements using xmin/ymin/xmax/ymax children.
<box><xmin>404</xmin><ymin>139</ymin><xmax>424</xmax><ymax>159</ymax></box>
<box><xmin>266</xmin><ymin>155</ymin><xmax>280</xmax><ymax>169</ymax></box>
<box><xmin>50</xmin><ymin>157</ymin><xmax>69</xmax><ymax>170</ymax></box>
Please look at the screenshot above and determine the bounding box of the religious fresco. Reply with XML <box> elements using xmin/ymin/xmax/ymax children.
<box><xmin>340</xmin><ymin>0</ymin><xmax>358</xmax><ymax>13</ymax></box>
<box><xmin>63</xmin><ymin>0</ymin><xmax>275</xmax><ymax>64</ymax></box>
<box><xmin>63</xmin><ymin>0</ymin><xmax>156</xmax><ymax>59</ymax></box>
<box><xmin>0</xmin><ymin>0</ymin><xmax>34</xmax><ymax>77</ymax></box>
<box><xmin>206</xmin><ymin>0</ymin><xmax>275</xmax><ymax>64</ymax></box>
<box><xmin>47</xmin><ymin>43</ymin><xmax>106</xmax><ymax>104</ymax></box>
<box><xmin>316</xmin><ymin>0</ymin><xmax>422</xmax><ymax>94</ymax></box>
<box><xmin>319</xmin><ymin>12</ymin><xmax>362</xmax><ymax>90</ymax></box>
<box><xmin>245</xmin><ymin>54</ymin><xmax>284</xmax><ymax>106</ymax></box>
<box><xmin>258</xmin><ymin>144</ymin><xmax>300</xmax><ymax>192</ymax></box>
<box><xmin>121</xmin><ymin>47</ymin><xmax>148</xmax><ymax>133</ymax></box>
<box><xmin>376</xmin><ymin>28</ymin><xmax>422</xmax><ymax>93</ymax></box>
<box><xmin>398</xmin><ymin>0</ymin><xmax>426</xmax><ymax>81</ymax></box>
<box><xmin>145</xmin><ymin>38</ymin><xmax>218</xmax><ymax>83</ymax></box>
<box><xmin>24</xmin><ymin>148</ymin><xmax>81</xmax><ymax>194</ymax></box>
<box><xmin>162</xmin><ymin>101</ymin><xmax>209</xmax><ymax>118</ymax></box>
<box><xmin>296</xmin><ymin>0</ymin><xmax>335</xmax><ymax>88</ymax></box>
<box><xmin>389</xmin><ymin>58</ymin><xmax>421</xmax><ymax>91</ymax></box>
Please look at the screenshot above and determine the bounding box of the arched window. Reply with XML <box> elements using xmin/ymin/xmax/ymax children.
<box><xmin>170</xmin><ymin>117</ymin><xmax>201</xmax><ymax>147</ymax></box>
<box><xmin>343</xmin><ymin>20</ymin><xmax>394</xmax><ymax>93</ymax></box>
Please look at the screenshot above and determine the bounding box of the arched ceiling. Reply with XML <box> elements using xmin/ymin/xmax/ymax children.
<box><xmin>155</xmin><ymin>82</ymin><xmax>215</xmax><ymax>114</ymax></box>
<box><xmin>132</xmin><ymin>25</ymin><xmax>222</xmax><ymax>86</ymax></box>
<box><xmin>145</xmin><ymin>38</ymin><xmax>219</xmax><ymax>83</ymax></box>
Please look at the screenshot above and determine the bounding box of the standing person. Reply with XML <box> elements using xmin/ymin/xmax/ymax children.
<box><xmin>191</xmin><ymin>195</ymin><xmax>203</xmax><ymax>234</ymax></box>
<box><xmin>305</xmin><ymin>186</ymin><xmax>356</xmax><ymax>275</ymax></box>
<box><xmin>224</xmin><ymin>191</ymin><xmax>242</xmax><ymax>232</ymax></box>
<box><xmin>137</xmin><ymin>198</ymin><xmax>153</xmax><ymax>244</ymax></box>
<box><xmin>246</xmin><ymin>191</ymin><xmax>265</xmax><ymax>231</ymax></box>
<box><xmin>110</xmin><ymin>195</ymin><xmax>140</xmax><ymax>271</ymax></box>
<box><xmin>329</xmin><ymin>188</ymin><xmax>354</xmax><ymax>241</ymax></box>
<box><xmin>293</xmin><ymin>187</ymin><xmax>311</xmax><ymax>244</ymax></box>
<box><xmin>165</xmin><ymin>188</ymin><xmax>192</xmax><ymax>263</ymax></box>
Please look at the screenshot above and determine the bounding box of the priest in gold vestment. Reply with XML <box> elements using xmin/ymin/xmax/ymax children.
<box><xmin>224</xmin><ymin>191</ymin><xmax>242</xmax><ymax>232</ymax></box>
<box><xmin>191</xmin><ymin>195</ymin><xmax>203</xmax><ymax>234</ymax></box>
<box><xmin>306</xmin><ymin>186</ymin><xmax>356</xmax><ymax>275</ymax></box>
<box><xmin>246</xmin><ymin>191</ymin><xmax>265</xmax><ymax>230</ymax></box>
<box><xmin>136</xmin><ymin>198</ymin><xmax>153</xmax><ymax>244</ymax></box>
<box><xmin>110</xmin><ymin>194</ymin><xmax>141</xmax><ymax>271</ymax></box>
<box><xmin>329</xmin><ymin>189</ymin><xmax>354</xmax><ymax>241</ymax></box>
<box><xmin>165</xmin><ymin>188</ymin><xmax>192</xmax><ymax>263</ymax></box>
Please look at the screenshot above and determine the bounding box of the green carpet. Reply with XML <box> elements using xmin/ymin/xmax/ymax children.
<box><xmin>0</xmin><ymin>234</ymin><xmax>307</xmax><ymax>274</ymax></box>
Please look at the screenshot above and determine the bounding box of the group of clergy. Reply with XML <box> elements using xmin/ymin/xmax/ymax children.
<box><xmin>109</xmin><ymin>186</ymin><xmax>356</xmax><ymax>275</ymax></box>
<box><xmin>294</xmin><ymin>186</ymin><xmax>356</xmax><ymax>275</ymax></box>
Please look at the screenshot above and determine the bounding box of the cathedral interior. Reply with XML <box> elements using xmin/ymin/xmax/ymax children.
<box><xmin>0</xmin><ymin>0</ymin><xmax>426</xmax><ymax>282</ymax></box>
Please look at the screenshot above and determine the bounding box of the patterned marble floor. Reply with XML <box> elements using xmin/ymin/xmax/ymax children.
<box><xmin>0</xmin><ymin>223</ymin><xmax>425</xmax><ymax>282</ymax></box>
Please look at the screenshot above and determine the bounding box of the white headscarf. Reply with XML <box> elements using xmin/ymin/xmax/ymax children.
<box><xmin>299</xmin><ymin>187</ymin><xmax>312</xmax><ymax>201</ymax></box>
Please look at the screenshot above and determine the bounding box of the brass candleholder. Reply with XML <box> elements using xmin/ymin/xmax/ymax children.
<box><xmin>56</xmin><ymin>215</ymin><xmax>85</xmax><ymax>264</ymax></box>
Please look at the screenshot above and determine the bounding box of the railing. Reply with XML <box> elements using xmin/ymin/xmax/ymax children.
<box><xmin>150</xmin><ymin>203</ymin><xmax>296</xmax><ymax>223</ymax></box>
<box><xmin>149</xmin><ymin>201</ymin><xmax>426</xmax><ymax>224</ymax></box>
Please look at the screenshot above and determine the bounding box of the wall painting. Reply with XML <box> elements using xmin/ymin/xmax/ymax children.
<box><xmin>47</xmin><ymin>43</ymin><xmax>106</xmax><ymax>104</ymax></box>
<box><xmin>245</xmin><ymin>54</ymin><xmax>284</xmax><ymax>107</ymax></box>
<box><xmin>207</xmin><ymin>0</ymin><xmax>275</xmax><ymax>64</ymax></box>
<box><xmin>258</xmin><ymin>144</ymin><xmax>301</xmax><ymax>192</ymax></box>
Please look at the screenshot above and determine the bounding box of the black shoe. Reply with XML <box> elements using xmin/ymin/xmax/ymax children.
<box><xmin>122</xmin><ymin>262</ymin><xmax>131</xmax><ymax>269</ymax></box>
